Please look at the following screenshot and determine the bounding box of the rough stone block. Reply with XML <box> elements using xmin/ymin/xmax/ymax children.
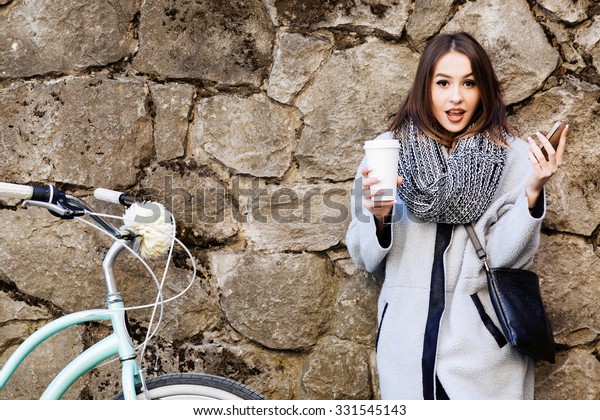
<box><xmin>532</xmin><ymin>233</ymin><xmax>600</xmax><ymax>345</ymax></box>
<box><xmin>244</xmin><ymin>182</ymin><xmax>351</xmax><ymax>252</ymax></box>
<box><xmin>267</xmin><ymin>31</ymin><xmax>332</xmax><ymax>104</ymax></box>
<box><xmin>0</xmin><ymin>0</ymin><xmax>137</xmax><ymax>78</ymax></box>
<box><xmin>443</xmin><ymin>0</ymin><xmax>559</xmax><ymax>104</ymax></box>
<box><xmin>332</xmin><ymin>260</ymin><xmax>381</xmax><ymax>346</ymax></box>
<box><xmin>138</xmin><ymin>166</ymin><xmax>240</xmax><ymax>245</ymax></box>
<box><xmin>406</xmin><ymin>0</ymin><xmax>454</xmax><ymax>51</ymax></box>
<box><xmin>538</xmin><ymin>0</ymin><xmax>589</xmax><ymax>23</ymax></box>
<box><xmin>133</xmin><ymin>0</ymin><xmax>274</xmax><ymax>86</ymax></box>
<box><xmin>301</xmin><ymin>336</ymin><xmax>373</xmax><ymax>399</ymax></box>
<box><xmin>0</xmin><ymin>208</ymin><xmax>109</xmax><ymax>311</ymax></box>
<box><xmin>575</xmin><ymin>15</ymin><xmax>600</xmax><ymax>73</ymax></box>
<box><xmin>210</xmin><ymin>251</ymin><xmax>336</xmax><ymax>350</ymax></box>
<box><xmin>150</xmin><ymin>83</ymin><xmax>195</xmax><ymax>163</ymax></box>
<box><xmin>0</xmin><ymin>76</ymin><xmax>153</xmax><ymax>188</ymax></box>
<box><xmin>263</xmin><ymin>0</ymin><xmax>411</xmax><ymax>37</ymax></box>
<box><xmin>510</xmin><ymin>76</ymin><xmax>600</xmax><ymax>236</ymax></box>
<box><xmin>535</xmin><ymin>349</ymin><xmax>600</xmax><ymax>399</ymax></box>
<box><xmin>295</xmin><ymin>38</ymin><xmax>419</xmax><ymax>181</ymax></box>
<box><xmin>191</xmin><ymin>93</ymin><xmax>301</xmax><ymax>178</ymax></box>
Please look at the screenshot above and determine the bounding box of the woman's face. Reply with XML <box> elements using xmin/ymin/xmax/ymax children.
<box><xmin>430</xmin><ymin>51</ymin><xmax>481</xmax><ymax>134</ymax></box>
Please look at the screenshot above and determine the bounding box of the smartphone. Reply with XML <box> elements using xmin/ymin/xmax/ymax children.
<box><xmin>541</xmin><ymin>121</ymin><xmax>566</xmax><ymax>158</ymax></box>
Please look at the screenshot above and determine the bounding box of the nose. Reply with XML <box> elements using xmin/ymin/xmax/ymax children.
<box><xmin>449</xmin><ymin>85</ymin><xmax>463</xmax><ymax>103</ymax></box>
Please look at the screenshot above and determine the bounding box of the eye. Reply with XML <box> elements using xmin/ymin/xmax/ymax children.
<box><xmin>464</xmin><ymin>79</ymin><xmax>477</xmax><ymax>87</ymax></box>
<box><xmin>436</xmin><ymin>80</ymin><xmax>449</xmax><ymax>87</ymax></box>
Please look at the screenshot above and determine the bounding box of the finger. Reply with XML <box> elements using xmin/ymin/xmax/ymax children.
<box><xmin>527</xmin><ymin>149</ymin><xmax>542</xmax><ymax>169</ymax></box>
<box><xmin>371</xmin><ymin>197</ymin><xmax>396</xmax><ymax>210</ymax></box>
<box><xmin>555</xmin><ymin>124</ymin><xmax>569</xmax><ymax>165</ymax></box>
<box><xmin>397</xmin><ymin>175</ymin><xmax>404</xmax><ymax>188</ymax></box>
<box><xmin>362</xmin><ymin>196</ymin><xmax>395</xmax><ymax>214</ymax></box>
<box><xmin>363</xmin><ymin>180</ymin><xmax>384</xmax><ymax>200</ymax></box>
<box><xmin>529</xmin><ymin>148</ymin><xmax>557</xmax><ymax>179</ymax></box>
<box><xmin>360</xmin><ymin>166</ymin><xmax>371</xmax><ymax>189</ymax></box>
<box><xmin>363</xmin><ymin>198</ymin><xmax>382</xmax><ymax>215</ymax></box>
<box><xmin>362</xmin><ymin>180</ymin><xmax>382</xmax><ymax>200</ymax></box>
<box><xmin>372</xmin><ymin>198</ymin><xmax>385</xmax><ymax>209</ymax></box>
<box><xmin>528</xmin><ymin>137</ymin><xmax>546</xmax><ymax>163</ymax></box>
<box><xmin>369</xmin><ymin>190</ymin><xmax>385</xmax><ymax>204</ymax></box>
<box><xmin>362</xmin><ymin>176</ymin><xmax>381</xmax><ymax>191</ymax></box>
<box><xmin>535</xmin><ymin>132</ymin><xmax>556</xmax><ymax>160</ymax></box>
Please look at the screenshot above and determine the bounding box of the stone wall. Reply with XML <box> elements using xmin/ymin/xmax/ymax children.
<box><xmin>0</xmin><ymin>0</ymin><xmax>599</xmax><ymax>400</ymax></box>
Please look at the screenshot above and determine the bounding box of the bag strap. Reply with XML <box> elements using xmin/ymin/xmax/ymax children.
<box><xmin>464</xmin><ymin>223</ymin><xmax>491</xmax><ymax>272</ymax></box>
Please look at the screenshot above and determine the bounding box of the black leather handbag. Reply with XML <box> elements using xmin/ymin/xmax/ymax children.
<box><xmin>465</xmin><ymin>224</ymin><xmax>556</xmax><ymax>363</ymax></box>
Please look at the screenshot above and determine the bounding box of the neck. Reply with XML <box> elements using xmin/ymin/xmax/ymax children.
<box><xmin>448</xmin><ymin>138</ymin><xmax>459</xmax><ymax>154</ymax></box>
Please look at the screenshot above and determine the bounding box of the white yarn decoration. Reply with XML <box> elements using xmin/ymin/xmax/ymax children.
<box><xmin>123</xmin><ymin>202</ymin><xmax>174</xmax><ymax>259</ymax></box>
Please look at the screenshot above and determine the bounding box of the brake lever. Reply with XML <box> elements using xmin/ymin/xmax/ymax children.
<box><xmin>21</xmin><ymin>200</ymin><xmax>86</xmax><ymax>218</ymax></box>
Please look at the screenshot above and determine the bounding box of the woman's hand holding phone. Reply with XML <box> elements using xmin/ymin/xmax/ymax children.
<box><xmin>525</xmin><ymin>121</ymin><xmax>569</xmax><ymax>209</ymax></box>
<box><xmin>539</xmin><ymin>121</ymin><xmax>567</xmax><ymax>159</ymax></box>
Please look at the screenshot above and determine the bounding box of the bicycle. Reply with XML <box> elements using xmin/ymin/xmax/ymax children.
<box><xmin>0</xmin><ymin>182</ymin><xmax>266</xmax><ymax>400</ymax></box>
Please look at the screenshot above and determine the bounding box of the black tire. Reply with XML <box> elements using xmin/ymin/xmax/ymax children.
<box><xmin>113</xmin><ymin>373</ymin><xmax>266</xmax><ymax>400</ymax></box>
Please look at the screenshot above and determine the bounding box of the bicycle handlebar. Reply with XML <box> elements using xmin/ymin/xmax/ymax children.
<box><xmin>1</xmin><ymin>182</ymin><xmax>175</xmax><ymax>249</ymax></box>
<box><xmin>94</xmin><ymin>188</ymin><xmax>135</xmax><ymax>206</ymax></box>
<box><xmin>0</xmin><ymin>182</ymin><xmax>59</xmax><ymax>203</ymax></box>
<box><xmin>0</xmin><ymin>183</ymin><xmax>136</xmax><ymax>208</ymax></box>
<box><xmin>0</xmin><ymin>182</ymin><xmax>33</xmax><ymax>200</ymax></box>
<box><xmin>1</xmin><ymin>182</ymin><xmax>124</xmax><ymax>237</ymax></box>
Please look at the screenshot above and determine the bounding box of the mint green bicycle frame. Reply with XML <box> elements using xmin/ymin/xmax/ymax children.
<box><xmin>0</xmin><ymin>237</ymin><xmax>143</xmax><ymax>400</ymax></box>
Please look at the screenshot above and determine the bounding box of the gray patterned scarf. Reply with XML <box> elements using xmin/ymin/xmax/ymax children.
<box><xmin>396</xmin><ymin>120</ymin><xmax>507</xmax><ymax>224</ymax></box>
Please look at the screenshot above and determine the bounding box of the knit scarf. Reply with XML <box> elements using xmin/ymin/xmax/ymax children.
<box><xmin>396</xmin><ymin>120</ymin><xmax>507</xmax><ymax>224</ymax></box>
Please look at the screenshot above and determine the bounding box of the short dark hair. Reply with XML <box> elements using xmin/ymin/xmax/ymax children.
<box><xmin>388</xmin><ymin>32</ymin><xmax>511</xmax><ymax>146</ymax></box>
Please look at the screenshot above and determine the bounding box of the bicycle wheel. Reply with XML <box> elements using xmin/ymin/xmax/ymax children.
<box><xmin>113</xmin><ymin>373</ymin><xmax>266</xmax><ymax>400</ymax></box>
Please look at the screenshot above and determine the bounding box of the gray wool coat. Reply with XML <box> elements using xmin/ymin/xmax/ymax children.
<box><xmin>346</xmin><ymin>132</ymin><xmax>545</xmax><ymax>400</ymax></box>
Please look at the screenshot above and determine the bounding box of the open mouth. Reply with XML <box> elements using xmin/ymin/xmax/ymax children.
<box><xmin>445</xmin><ymin>109</ymin><xmax>465</xmax><ymax>123</ymax></box>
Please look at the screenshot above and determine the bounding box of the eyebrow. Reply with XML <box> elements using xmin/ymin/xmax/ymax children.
<box><xmin>434</xmin><ymin>72</ymin><xmax>474</xmax><ymax>78</ymax></box>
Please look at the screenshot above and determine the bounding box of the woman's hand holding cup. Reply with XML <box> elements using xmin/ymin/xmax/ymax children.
<box><xmin>362</xmin><ymin>138</ymin><xmax>402</xmax><ymax>234</ymax></box>
<box><xmin>361</xmin><ymin>165</ymin><xmax>403</xmax><ymax>221</ymax></box>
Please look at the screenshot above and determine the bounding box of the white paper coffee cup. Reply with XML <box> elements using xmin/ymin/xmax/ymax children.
<box><xmin>364</xmin><ymin>139</ymin><xmax>400</xmax><ymax>201</ymax></box>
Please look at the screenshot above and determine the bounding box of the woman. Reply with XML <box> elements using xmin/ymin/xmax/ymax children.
<box><xmin>346</xmin><ymin>32</ymin><xmax>568</xmax><ymax>399</ymax></box>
